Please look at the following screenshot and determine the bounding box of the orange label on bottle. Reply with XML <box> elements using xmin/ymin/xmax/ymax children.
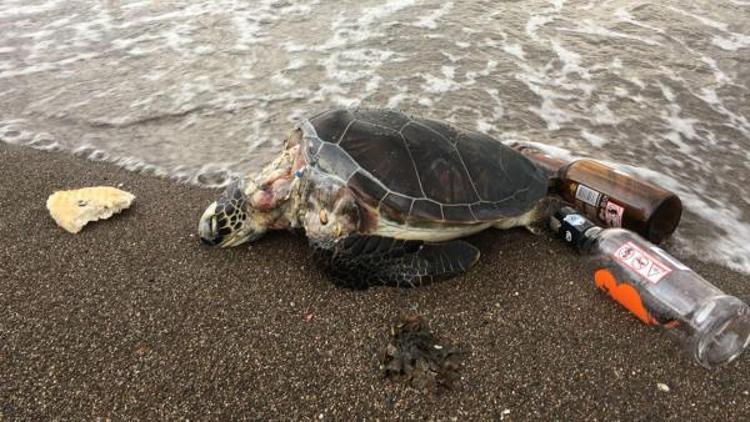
<box><xmin>594</xmin><ymin>269</ymin><xmax>656</xmax><ymax>325</ymax></box>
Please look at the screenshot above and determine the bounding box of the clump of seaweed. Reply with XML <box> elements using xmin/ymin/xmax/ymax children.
<box><xmin>379</xmin><ymin>314</ymin><xmax>462</xmax><ymax>391</ymax></box>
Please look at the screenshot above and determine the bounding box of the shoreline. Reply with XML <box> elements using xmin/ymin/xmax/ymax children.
<box><xmin>2</xmin><ymin>143</ymin><xmax>749</xmax><ymax>419</ymax></box>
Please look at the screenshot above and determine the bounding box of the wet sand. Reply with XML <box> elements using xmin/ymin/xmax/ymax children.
<box><xmin>1</xmin><ymin>143</ymin><xmax>749</xmax><ymax>420</ymax></box>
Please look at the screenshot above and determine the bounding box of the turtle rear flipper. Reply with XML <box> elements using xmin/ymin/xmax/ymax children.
<box><xmin>311</xmin><ymin>235</ymin><xmax>480</xmax><ymax>289</ymax></box>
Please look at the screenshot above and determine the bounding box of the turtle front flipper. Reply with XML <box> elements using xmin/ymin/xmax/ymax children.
<box><xmin>311</xmin><ymin>235</ymin><xmax>480</xmax><ymax>289</ymax></box>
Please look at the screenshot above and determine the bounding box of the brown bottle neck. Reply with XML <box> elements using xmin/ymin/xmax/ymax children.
<box><xmin>513</xmin><ymin>147</ymin><xmax>567</xmax><ymax>188</ymax></box>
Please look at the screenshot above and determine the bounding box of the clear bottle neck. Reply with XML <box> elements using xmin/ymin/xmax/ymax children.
<box><xmin>580</xmin><ymin>226</ymin><xmax>604</xmax><ymax>255</ymax></box>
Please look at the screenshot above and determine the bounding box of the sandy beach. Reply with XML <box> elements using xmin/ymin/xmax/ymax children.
<box><xmin>1</xmin><ymin>143</ymin><xmax>749</xmax><ymax>420</ymax></box>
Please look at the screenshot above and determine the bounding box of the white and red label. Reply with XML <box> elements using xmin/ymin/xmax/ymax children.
<box><xmin>601</xmin><ymin>200</ymin><xmax>625</xmax><ymax>228</ymax></box>
<box><xmin>613</xmin><ymin>241</ymin><xmax>672</xmax><ymax>284</ymax></box>
<box><xmin>575</xmin><ymin>184</ymin><xmax>601</xmax><ymax>206</ymax></box>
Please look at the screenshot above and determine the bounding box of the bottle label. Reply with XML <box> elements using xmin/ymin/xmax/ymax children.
<box><xmin>600</xmin><ymin>199</ymin><xmax>625</xmax><ymax>228</ymax></box>
<box><xmin>575</xmin><ymin>184</ymin><xmax>601</xmax><ymax>207</ymax></box>
<box><xmin>613</xmin><ymin>241</ymin><xmax>673</xmax><ymax>284</ymax></box>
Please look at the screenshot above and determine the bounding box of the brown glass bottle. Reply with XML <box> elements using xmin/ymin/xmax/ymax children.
<box><xmin>514</xmin><ymin>146</ymin><xmax>683</xmax><ymax>243</ymax></box>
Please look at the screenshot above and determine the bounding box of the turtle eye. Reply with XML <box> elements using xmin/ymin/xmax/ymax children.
<box><xmin>319</xmin><ymin>209</ymin><xmax>329</xmax><ymax>225</ymax></box>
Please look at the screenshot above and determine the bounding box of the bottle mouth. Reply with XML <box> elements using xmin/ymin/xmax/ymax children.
<box><xmin>646</xmin><ymin>194</ymin><xmax>682</xmax><ymax>243</ymax></box>
<box><xmin>692</xmin><ymin>297</ymin><xmax>750</xmax><ymax>368</ymax></box>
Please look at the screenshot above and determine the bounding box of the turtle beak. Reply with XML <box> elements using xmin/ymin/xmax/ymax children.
<box><xmin>199</xmin><ymin>202</ymin><xmax>222</xmax><ymax>246</ymax></box>
<box><xmin>198</xmin><ymin>179</ymin><xmax>263</xmax><ymax>248</ymax></box>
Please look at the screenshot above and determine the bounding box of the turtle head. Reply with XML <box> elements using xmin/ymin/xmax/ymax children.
<box><xmin>198</xmin><ymin>179</ymin><xmax>267</xmax><ymax>247</ymax></box>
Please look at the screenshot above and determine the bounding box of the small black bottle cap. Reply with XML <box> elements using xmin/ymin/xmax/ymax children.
<box><xmin>549</xmin><ymin>206</ymin><xmax>599</xmax><ymax>250</ymax></box>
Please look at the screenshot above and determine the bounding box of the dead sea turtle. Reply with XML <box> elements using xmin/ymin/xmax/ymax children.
<box><xmin>199</xmin><ymin>109</ymin><xmax>553</xmax><ymax>289</ymax></box>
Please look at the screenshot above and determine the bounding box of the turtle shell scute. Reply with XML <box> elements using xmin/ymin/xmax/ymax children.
<box><xmin>305</xmin><ymin>108</ymin><xmax>546</xmax><ymax>223</ymax></box>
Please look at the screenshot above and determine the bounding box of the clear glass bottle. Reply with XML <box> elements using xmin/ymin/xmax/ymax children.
<box><xmin>550</xmin><ymin>206</ymin><xmax>750</xmax><ymax>368</ymax></box>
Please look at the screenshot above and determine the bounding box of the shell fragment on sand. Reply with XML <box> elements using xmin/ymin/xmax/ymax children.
<box><xmin>46</xmin><ymin>187</ymin><xmax>135</xmax><ymax>233</ymax></box>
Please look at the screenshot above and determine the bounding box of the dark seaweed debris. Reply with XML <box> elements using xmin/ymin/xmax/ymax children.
<box><xmin>379</xmin><ymin>315</ymin><xmax>462</xmax><ymax>391</ymax></box>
